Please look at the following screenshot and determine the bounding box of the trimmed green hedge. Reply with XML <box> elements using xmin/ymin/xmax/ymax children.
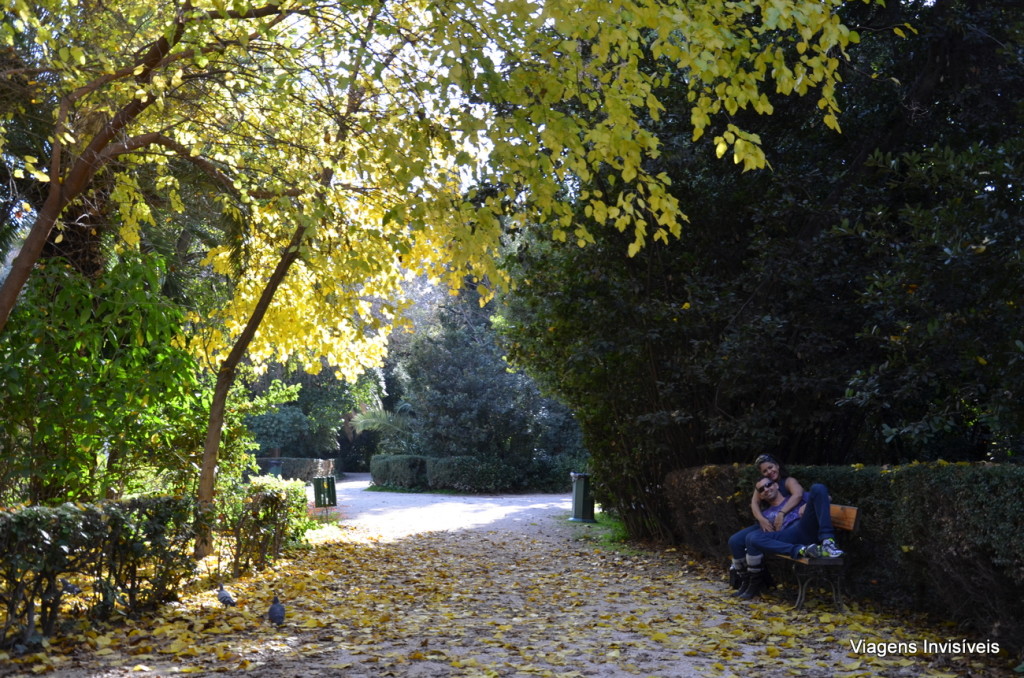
<box><xmin>664</xmin><ymin>462</ymin><xmax>1024</xmax><ymax>654</ymax></box>
<box><xmin>0</xmin><ymin>497</ymin><xmax>195</xmax><ymax>649</ymax></box>
<box><xmin>371</xmin><ymin>454</ymin><xmax>579</xmax><ymax>493</ymax></box>
<box><xmin>253</xmin><ymin>457</ymin><xmax>335</xmax><ymax>482</ymax></box>
<box><xmin>0</xmin><ymin>478</ymin><xmax>315</xmax><ymax>650</ymax></box>
<box><xmin>427</xmin><ymin>456</ymin><xmax>521</xmax><ymax>493</ymax></box>
<box><xmin>370</xmin><ymin>455</ymin><xmax>428</xmax><ymax>489</ymax></box>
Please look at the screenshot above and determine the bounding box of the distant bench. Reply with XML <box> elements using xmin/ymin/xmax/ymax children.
<box><xmin>771</xmin><ymin>504</ymin><xmax>859</xmax><ymax>610</ymax></box>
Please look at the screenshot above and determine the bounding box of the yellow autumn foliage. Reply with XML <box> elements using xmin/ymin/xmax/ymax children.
<box><xmin>3</xmin><ymin>0</ymin><xmax>865</xmax><ymax>373</ymax></box>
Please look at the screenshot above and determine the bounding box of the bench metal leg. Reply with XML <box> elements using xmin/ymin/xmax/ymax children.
<box><xmin>791</xmin><ymin>564</ymin><xmax>846</xmax><ymax>611</ymax></box>
<box><xmin>794</xmin><ymin>573</ymin><xmax>809</xmax><ymax>609</ymax></box>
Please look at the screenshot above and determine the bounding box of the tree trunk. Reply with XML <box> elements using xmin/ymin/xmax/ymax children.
<box><xmin>0</xmin><ymin>98</ymin><xmax>156</xmax><ymax>333</ymax></box>
<box><xmin>0</xmin><ymin>13</ymin><xmax>187</xmax><ymax>334</ymax></box>
<box><xmin>193</xmin><ymin>223</ymin><xmax>307</xmax><ymax>558</ymax></box>
<box><xmin>0</xmin><ymin>184</ymin><xmax>67</xmax><ymax>332</ymax></box>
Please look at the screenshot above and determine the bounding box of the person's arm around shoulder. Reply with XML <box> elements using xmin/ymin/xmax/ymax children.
<box><xmin>773</xmin><ymin>477</ymin><xmax>805</xmax><ymax>529</ymax></box>
<box><xmin>751</xmin><ymin>491</ymin><xmax>772</xmax><ymax>531</ymax></box>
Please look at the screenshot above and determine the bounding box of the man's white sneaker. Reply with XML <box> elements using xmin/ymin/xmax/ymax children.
<box><xmin>822</xmin><ymin>538</ymin><xmax>845</xmax><ymax>557</ymax></box>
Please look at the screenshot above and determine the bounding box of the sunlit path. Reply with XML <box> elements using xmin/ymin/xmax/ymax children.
<box><xmin>308</xmin><ymin>473</ymin><xmax>573</xmax><ymax>541</ymax></box>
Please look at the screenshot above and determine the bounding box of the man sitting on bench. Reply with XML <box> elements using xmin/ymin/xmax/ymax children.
<box><xmin>738</xmin><ymin>481</ymin><xmax>844</xmax><ymax>600</ymax></box>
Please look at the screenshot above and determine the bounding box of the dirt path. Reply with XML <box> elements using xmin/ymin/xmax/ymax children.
<box><xmin>3</xmin><ymin>478</ymin><xmax>1014</xmax><ymax>677</ymax></box>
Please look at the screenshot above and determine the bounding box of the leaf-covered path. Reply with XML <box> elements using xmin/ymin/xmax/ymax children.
<box><xmin>2</xmin><ymin>508</ymin><xmax>1014</xmax><ymax>677</ymax></box>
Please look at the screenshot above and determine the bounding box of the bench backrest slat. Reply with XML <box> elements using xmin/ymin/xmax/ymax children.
<box><xmin>829</xmin><ymin>504</ymin><xmax>859</xmax><ymax>532</ymax></box>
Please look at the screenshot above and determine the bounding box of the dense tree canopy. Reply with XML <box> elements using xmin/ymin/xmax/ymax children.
<box><xmin>497</xmin><ymin>0</ymin><xmax>1024</xmax><ymax>538</ymax></box>
<box><xmin>2</xmin><ymin>0</ymin><xmax>867</xmax><ymax>339</ymax></box>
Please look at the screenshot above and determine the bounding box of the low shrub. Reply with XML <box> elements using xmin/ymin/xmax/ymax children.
<box><xmin>426</xmin><ymin>456</ymin><xmax>522</xmax><ymax>493</ymax></box>
<box><xmin>425</xmin><ymin>456</ymin><xmax>477</xmax><ymax>491</ymax></box>
<box><xmin>663</xmin><ymin>465</ymin><xmax>748</xmax><ymax>559</ymax></box>
<box><xmin>370</xmin><ymin>455</ymin><xmax>428</xmax><ymax>489</ymax></box>
<box><xmin>253</xmin><ymin>457</ymin><xmax>335</xmax><ymax>482</ymax></box>
<box><xmin>373</xmin><ymin>454</ymin><xmax>580</xmax><ymax>493</ymax></box>
<box><xmin>0</xmin><ymin>477</ymin><xmax>317</xmax><ymax>650</ymax></box>
<box><xmin>218</xmin><ymin>475</ymin><xmax>313</xmax><ymax>576</ymax></box>
<box><xmin>94</xmin><ymin>497</ymin><xmax>196</xmax><ymax>618</ymax></box>
<box><xmin>0</xmin><ymin>497</ymin><xmax>195</xmax><ymax>649</ymax></box>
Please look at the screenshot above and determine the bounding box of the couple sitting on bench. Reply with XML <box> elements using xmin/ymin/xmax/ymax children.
<box><xmin>728</xmin><ymin>454</ymin><xmax>844</xmax><ymax>600</ymax></box>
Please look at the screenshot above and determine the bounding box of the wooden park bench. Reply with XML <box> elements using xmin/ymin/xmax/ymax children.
<box><xmin>771</xmin><ymin>504</ymin><xmax>859</xmax><ymax>610</ymax></box>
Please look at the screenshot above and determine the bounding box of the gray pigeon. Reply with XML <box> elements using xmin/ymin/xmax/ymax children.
<box><xmin>267</xmin><ymin>595</ymin><xmax>285</xmax><ymax>625</ymax></box>
<box><xmin>60</xmin><ymin>578</ymin><xmax>82</xmax><ymax>595</ymax></box>
<box><xmin>217</xmin><ymin>583</ymin><xmax>236</xmax><ymax>607</ymax></box>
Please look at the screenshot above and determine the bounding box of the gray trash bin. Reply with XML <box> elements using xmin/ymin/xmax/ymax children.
<box><xmin>569</xmin><ymin>472</ymin><xmax>596</xmax><ymax>523</ymax></box>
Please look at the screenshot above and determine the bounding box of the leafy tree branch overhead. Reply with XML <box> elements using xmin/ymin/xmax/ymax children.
<box><xmin>1</xmin><ymin>0</ymin><xmax>866</xmax><ymax>335</ymax></box>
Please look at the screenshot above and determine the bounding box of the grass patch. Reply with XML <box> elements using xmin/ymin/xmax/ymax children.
<box><xmin>570</xmin><ymin>510</ymin><xmax>647</xmax><ymax>556</ymax></box>
<box><xmin>364</xmin><ymin>484</ymin><xmax>461</xmax><ymax>496</ymax></box>
<box><xmin>594</xmin><ymin>511</ymin><xmax>630</xmax><ymax>545</ymax></box>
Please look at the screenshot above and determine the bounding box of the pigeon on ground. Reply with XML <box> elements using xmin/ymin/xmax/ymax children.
<box><xmin>267</xmin><ymin>595</ymin><xmax>285</xmax><ymax>625</ymax></box>
<box><xmin>217</xmin><ymin>583</ymin><xmax>236</xmax><ymax>607</ymax></box>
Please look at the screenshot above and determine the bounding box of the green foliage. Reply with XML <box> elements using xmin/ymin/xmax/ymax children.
<box><xmin>426</xmin><ymin>456</ymin><xmax>522</xmax><ymax>494</ymax></box>
<box><xmin>402</xmin><ymin>298</ymin><xmax>532</xmax><ymax>463</ymax></box>
<box><xmin>216</xmin><ymin>476</ymin><xmax>313</xmax><ymax>577</ymax></box>
<box><xmin>0</xmin><ymin>255</ymin><xmax>205</xmax><ymax>504</ymax></box>
<box><xmin>835</xmin><ymin>141</ymin><xmax>1024</xmax><ymax>459</ymax></box>
<box><xmin>353</xmin><ymin>402</ymin><xmax>414</xmax><ymax>444</ymax></box>
<box><xmin>246</xmin><ymin>405</ymin><xmax>310</xmax><ymax>455</ymax></box>
<box><xmin>292</xmin><ymin>369</ymin><xmax>379</xmax><ymax>460</ymax></box>
<box><xmin>252</xmin><ymin>457</ymin><xmax>335</xmax><ymax>483</ymax></box>
<box><xmin>592</xmin><ymin>512</ymin><xmax>638</xmax><ymax>554</ymax></box>
<box><xmin>801</xmin><ymin>463</ymin><xmax>1024</xmax><ymax>649</ymax></box>
<box><xmin>522</xmin><ymin>453</ymin><xmax>587</xmax><ymax>494</ymax></box>
<box><xmin>89</xmin><ymin>497</ymin><xmax>196</xmax><ymax>620</ymax></box>
<box><xmin>662</xmin><ymin>465</ymin><xmax>749</xmax><ymax>559</ymax></box>
<box><xmin>0</xmin><ymin>504</ymin><xmax>102</xmax><ymax>646</ymax></box>
<box><xmin>372</xmin><ymin>454</ymin><xmax>578</xmax><ymax>494</ymax></box>
<box><xmin>370</xmin><ymin>455</ymin><xmax>429</xmax><ymax>491</ymax></box>
<box><xmin>0</xmin><ymin>497</ymin><xmax>195</xmax><ymax>648</ymax></box>
<box><xmin>498</xmin><ymin>230</ymin><xmax>697</xmax><ymax>539</ymax></box>
<box><xmin>243</xmin><ymin>367</ymin><xmax>382</xmax><ymax>463</ymax></box>
<box><xmin>245</xmin><ymin>368</ymin><xmax>382</xmax><ymax>458</ymax></box>
<box><xmin>498</xmin><ymin>0</ymin><xmax>1024</xmax><ymax>539</ymax></box>
<box><xmin>664</xmin><ymin>462</ymin><xmax>1024</xmax><ymax>650</ymax></box>
<box><xmin>388</xmin><ymin>288</ymin><xmax>587</xmax><ymax>489</ymax></box>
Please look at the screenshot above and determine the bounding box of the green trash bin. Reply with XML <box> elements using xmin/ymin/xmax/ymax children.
<box><xmin>312</xmin><ymin>476</ymin><xmax>337</xmax><ymax>508</ymax></box>
<box><xmin>569</xmin><ymin>472</ymin><xmax>596</xmax><ymax>523</ymax></box>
